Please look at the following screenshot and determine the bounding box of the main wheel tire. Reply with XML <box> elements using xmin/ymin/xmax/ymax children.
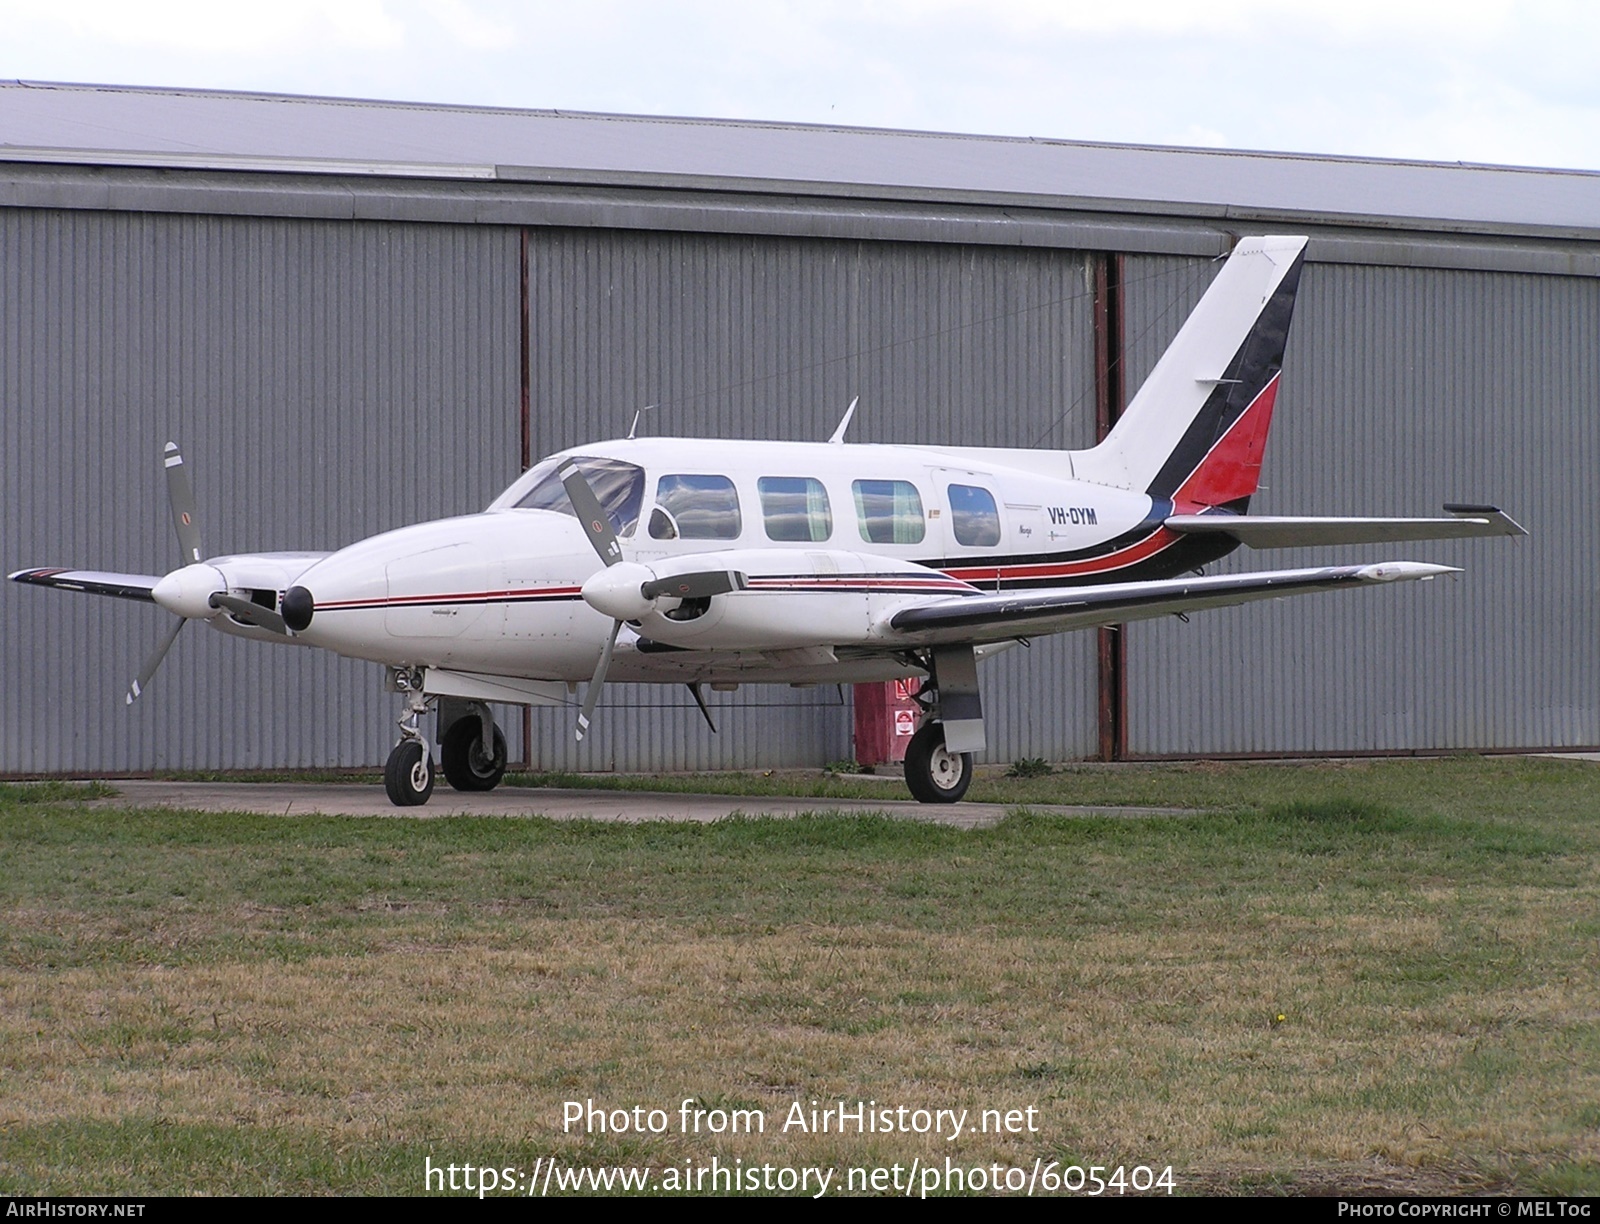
<box><xmin>440</xmin><ymin>719</ymin><xmax>508</xmax><ymax>792</ymax></box>
<box><xmin>384</xmin><ymin>740</ymin><xmax>435</xmax><ymax>807</ymax></box>
<box><xmin>904</xmin><ymin>721</ymin><xmax>973</xmax><ymax>804</ymax></box>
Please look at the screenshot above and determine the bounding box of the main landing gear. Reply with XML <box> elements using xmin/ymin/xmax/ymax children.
<box><xmin>903</xmin><ymin>721</ymin><xmax>973</xmax><ymax>804</ymax></box>
<box><xmin>440</xmin><ymin>712</ymin><xmax>507</xmax><ymax>792</ymax></box>
<box><xmin>383</xmin><ymin>670</ymin><xmax>508</xmax><ymax>807</ymax></box>
<box><xmin>900</xmin><ymin>645</ymin><xmax>985</xmax><ymax>805</ymax></box>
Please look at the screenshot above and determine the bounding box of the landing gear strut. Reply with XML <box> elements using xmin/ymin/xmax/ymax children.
<box><xmin>385</xmin><ymin>680</ymin><xmax>435</xmax><ymax>806</ymax></box>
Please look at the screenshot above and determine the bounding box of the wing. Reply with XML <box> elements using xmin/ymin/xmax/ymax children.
<box><xmin>9</xmin><ymin>567</ymin><xmax>160</xmax><ymax>603</ymax></box>
<box><xmin>1164</xmin><ymin>504</ymin><xmax>1526</xmax><ymax>548</ymax></box>
<box><xmin>880</xmin><ymin>561</ymin><xmax>1458</xmax><ymax>648</ymax></box>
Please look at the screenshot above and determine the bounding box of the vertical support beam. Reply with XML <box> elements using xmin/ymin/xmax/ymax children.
<box><xmin>519</xmin><ymin>227</ymin><xmax>534</xmax><ymax>770</ymax></box>
<box><xmin>1093</xmin><ymin>250</ymin><xmax>1129</xmax><ymax>762</ymax></box>
<box><xmin>519</xmin><ymin>227</ymin><xmax>532</xmax><ymax>473</ymax></box>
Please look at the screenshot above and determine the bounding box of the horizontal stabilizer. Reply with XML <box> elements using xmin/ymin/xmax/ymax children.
<box><xmin>1164</xmin><ymin>506</ymin><xmax>1526</xmax><ymax>548</ymax></box>
<box><xmin>884</xmin><ymin>561</ymin><xmax>1458</xmax><ymax>647</ymax></box>
<box><xmin>9</xmin><ymin>567</ymin><xmax>160</xmax><ymax>603</ymax></box>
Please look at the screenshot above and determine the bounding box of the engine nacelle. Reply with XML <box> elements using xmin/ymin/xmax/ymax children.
<box><xmin>635</xmin><ymin>548</ymin><xmax>974</xmax><ymax>650</ymax></box>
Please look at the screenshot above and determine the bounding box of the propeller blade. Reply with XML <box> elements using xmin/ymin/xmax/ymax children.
<box><xmin>163</xmin><ymin>442</ymin><xmax>203</xmax><ymax>565</ymax></box>
<box><xmin>640</xmin><ymin>570</ymin><xmax>747</xmax><ymax>601</ymax></box>
<box><xmin>559</xmin><ymin>459</ymin><xmax>623</xmax><ymax>568</ymax></box>
<box><xmin>577</xmin><ymin>619</ymin><xmax>622</xmax><ymax>741</ymax></box>
<box><xmin>126</xmin><ymin>617</ymin><xmax>185</xmax><ymax>705</ymax></box>
<box><xmin>209</xmin><ymin>592</ymin><xmax>290</xmax><ymax>635</ymax></box>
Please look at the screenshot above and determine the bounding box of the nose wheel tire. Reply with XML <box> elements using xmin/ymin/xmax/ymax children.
<box><xmin>904</xmin><ymin>721</ymin><xmax>973</xmax><ymax>804</ymax></box>
<box><xmin>440</xmin><ymin>719</ymin><xmax>508</xmax><ymax>792</ymax></box>
<box><xmin>384</xmin><ymin>740</ymin><xmax>435</xmax><ymax>807</ymax></box>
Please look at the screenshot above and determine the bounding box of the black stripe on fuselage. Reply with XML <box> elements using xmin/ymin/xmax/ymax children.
<box><xmin>918</xmin><ymin>528</ymin><xmax>1241</xmax><ymax>590</ymax></box>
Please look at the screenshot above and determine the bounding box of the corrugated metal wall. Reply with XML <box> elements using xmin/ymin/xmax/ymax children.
<box><xmin>1</xmin><ymin>209</ymin><xmax>523</xmax><ymax>773</ymax></box>
<box><xmin>523</xmin><ymin>229</ymin><xmax>1101</xmax><ymax>769</ymax></box>
<box><xmin>1121</xmin><ymin>253</ymin><xmax>1600</xmax><ymax>754</ymax></box>
<box><xmin>8</xmin><ymin>204</ymin><xmax>1592</xmax><ymax>775</ymax></box>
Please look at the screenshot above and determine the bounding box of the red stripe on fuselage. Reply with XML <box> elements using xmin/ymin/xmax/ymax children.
<box><xmin>943</xmin><ymin>525</ymin><xmax>1181</xmax><ymax>585</ymax></box>
<box><xmin>937</xmin><ymin>378</ymin><xmax>1281</xmax><ymax>587</ymax></box>
<box><xmin>318</xmin><ymin>585</ymin><xmax>583</xmax><ymax>611</ymax></box>
<box><xmin>315</xmin><ymin>575</ymin><xmax>973</xmax><ymax>613</ymax></box>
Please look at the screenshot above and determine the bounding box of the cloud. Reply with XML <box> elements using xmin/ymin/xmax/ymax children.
<box><xmin>2</xmin><ymin>0</ymin><xmax>1599</xmax><ymax>169</ymax></box>
<box><xmin>855</xmin><ymin>0</ymin><xmax>1535</xmax><ymax>40</ymax></box>
<box><xmin>0</xmin><ymin>0</ymin><xmax>407</xmax><ymax>53</ymax></box>
<box><xmin>417</xmin><ymin>0</ymin><xmax>518</xmax><ymax>51</ymax></box>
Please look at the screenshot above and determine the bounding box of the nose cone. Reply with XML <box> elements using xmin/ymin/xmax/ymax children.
<box><xmin>151</xmin><ymin>563</ymin><xmax>226</xmax><ymax>619</ymax></box>
<box><xmin>281</xmin><ymin>585</ymin><xmax>315</xmax><ymax>631</ymax></box>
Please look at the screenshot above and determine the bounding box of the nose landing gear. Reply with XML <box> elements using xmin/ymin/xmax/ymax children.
<box><xmin>385</xmin><ymin>685</ymin><xmax>436</xmax><ymax>807</ymax></box>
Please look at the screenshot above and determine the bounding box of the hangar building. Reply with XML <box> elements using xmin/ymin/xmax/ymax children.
<box><xmin>3</xmin><ymin>80</ymin><xmax>1598</xmax><ymax>775</ymax></box>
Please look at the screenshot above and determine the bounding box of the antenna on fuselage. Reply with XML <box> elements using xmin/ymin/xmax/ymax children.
<box><xmin>827</xmin><ymin>396</ymin><xmax>860</xmax><ymax>444</ymax></box>
<box><xmin>627</xmin><ymin>404</ymin><xmax>658</xmax><ymax>440</ymax></box>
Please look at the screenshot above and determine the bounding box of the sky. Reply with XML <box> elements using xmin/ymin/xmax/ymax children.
<box><xmin>2</xmin><ymin>0</ymin><xmax>1599</xmax><ymax>172</ymax></box>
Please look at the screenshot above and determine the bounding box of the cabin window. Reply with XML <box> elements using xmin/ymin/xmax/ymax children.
<box><xmin>649</xmin><ymin>474</ymin><xmax>743</xmax><ymax>540</ymax></box>
<box><xmin>758</xmin><ymin>476</ymin><xmax>832</xmax><ymax>542</ymax></box>
<box><xmin>513</xmin><ymin>456</ymin><xmax>643</xmax><ymax>537</ymax></box>
<box><xmin>852</xmin><ymin>479</ymin><xmax>925</xmax><ymax>545</ymax></box>
<box><xmin>948</xmin><ymin>484</ymin><xmax>1001</xmax><ymax>547</ymax></box>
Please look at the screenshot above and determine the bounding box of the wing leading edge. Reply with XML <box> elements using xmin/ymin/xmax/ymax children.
<box><xmin>882</xmin><ymin>561</ymin><xmax>1458</xmax><ymax>648</ymax></box>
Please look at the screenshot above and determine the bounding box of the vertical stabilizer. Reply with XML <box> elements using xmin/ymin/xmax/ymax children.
<box><xmin>1073</xmin><ymin>236</ymin><xmax>1308</xmax><ymax>510</ymax></box>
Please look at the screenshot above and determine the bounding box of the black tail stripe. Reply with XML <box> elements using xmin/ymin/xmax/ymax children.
<box><xmin>1145</xmin><ymin>249</ymin><xmax>1306</xmax><ymax>500</ymax></box>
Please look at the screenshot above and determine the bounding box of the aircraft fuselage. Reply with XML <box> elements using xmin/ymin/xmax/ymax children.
<box><xmin>277</xmin><ymin>436</ymin><xmax>1223</xmax><ymax>685</ymax></box>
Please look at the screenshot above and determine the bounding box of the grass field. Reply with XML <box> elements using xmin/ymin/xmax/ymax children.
<box><xmin>1</xmin><ymin>757</ymin><xmax>1596</xmax><ymax>1196</ymax></box>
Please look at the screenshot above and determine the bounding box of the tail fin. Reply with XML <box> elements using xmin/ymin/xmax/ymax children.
<box><xmin>1074</xmin><ymin>235</ymin><xmax>1308</xmax><ymax>511</ymax></box>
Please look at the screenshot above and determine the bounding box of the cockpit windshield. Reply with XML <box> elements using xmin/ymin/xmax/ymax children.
<box><xmin>510</xmin><ymin>455</ymin><xmax>644</xmax><ymax>537</ymax></box>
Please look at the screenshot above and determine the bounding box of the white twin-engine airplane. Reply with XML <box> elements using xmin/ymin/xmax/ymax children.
<box><xmin>13</xmin><ymin>235</ymin><xmax>1524</xmax><ymax>806</ymax></box>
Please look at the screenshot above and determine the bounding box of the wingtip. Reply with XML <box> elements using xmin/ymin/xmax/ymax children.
<box><xmin>1443</xmin><ymin>503</ymin><xmax>1528</xmax><ymax>538</ymax></box>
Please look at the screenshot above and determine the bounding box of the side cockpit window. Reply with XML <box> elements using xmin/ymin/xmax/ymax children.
<box><xmin>758</xmin><ymin>476</ymin><xmax>832</xmax><ymax>542</ymax></box>
<box><xmin>948</xmin><ymin>484</ymin><xmax>1001</xmax><ymax>547</ymax></box>
<box><xmin>649</xmin><ymin>474</ymin><xmax>742</xmax><ymax>540</ymax></box>
<box><xmin>853</xmin><ymin>480</ymin><xmax>925</xmax><ymax>545</ymax></box>
<box><xmin>514</xmin><ymin>456</ymin><xmax>644</xmax><ymax>537</ymax></box>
